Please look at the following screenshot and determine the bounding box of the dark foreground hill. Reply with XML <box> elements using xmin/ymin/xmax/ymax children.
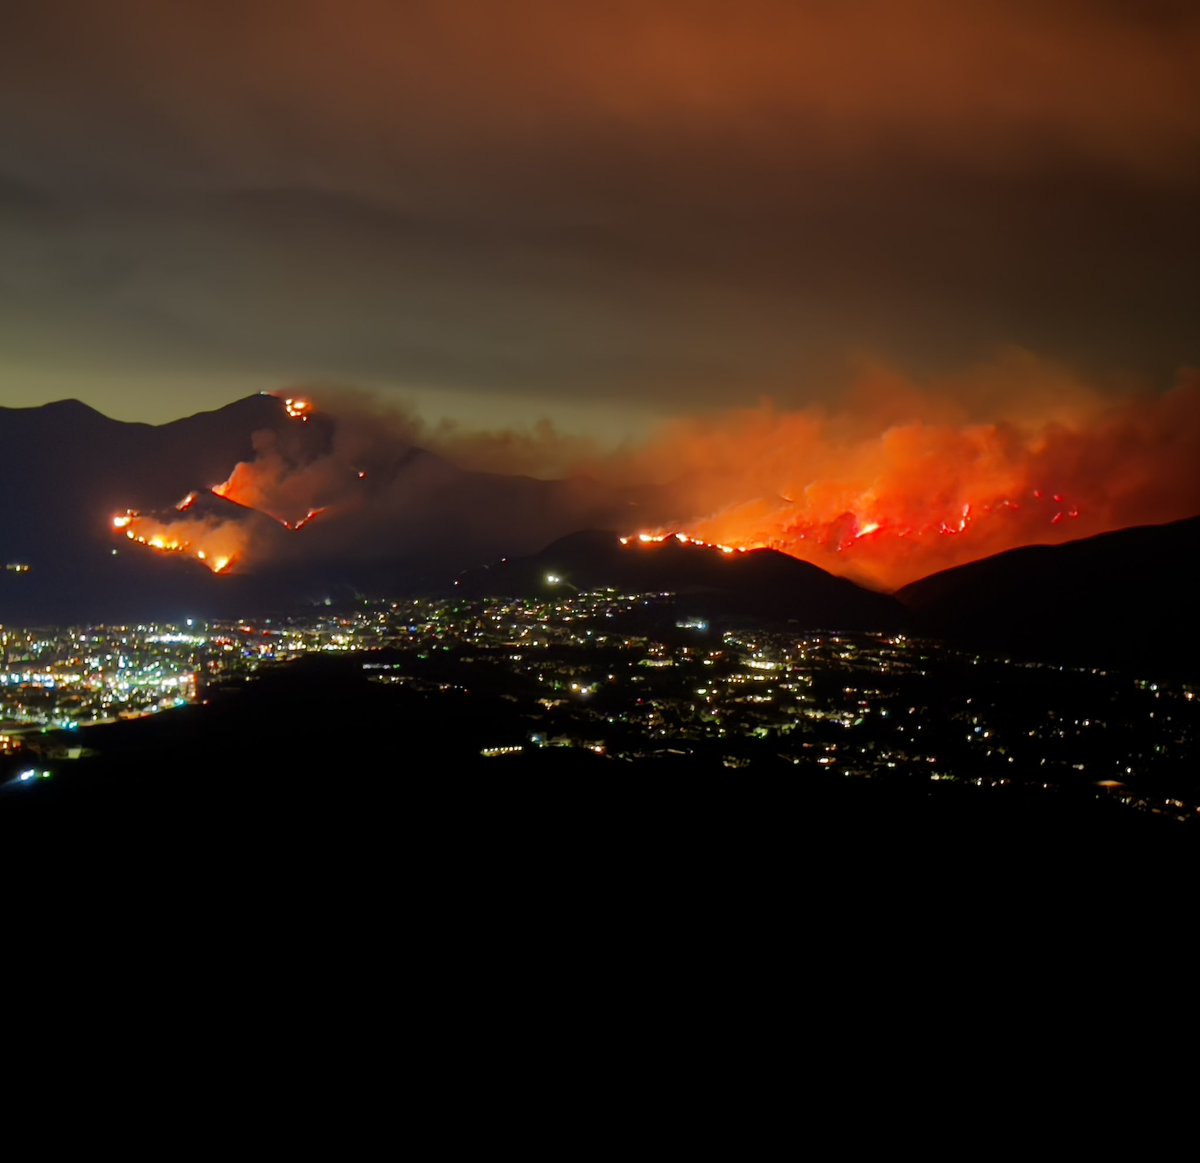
<box><xmin>455</xmin><ymin>530</ymin><xmax>905</xmax><ymax>629</ymax></box>
<box><xmin>2</xmin><ymin>652</ymin><xmax>1193</xmax><ymax>868</ymax></box>
<box><xmin>897</xmin><ymin>515</ymin><xmax>1200</xmax><ymax>677</ymax></box>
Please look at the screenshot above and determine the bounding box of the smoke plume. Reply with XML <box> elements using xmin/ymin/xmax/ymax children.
<box><xmin>610</xmin><ymin>356</ymin><xmax>1200</xmax><ymax>588</ymax></box>
<box><xmin>116</xmin><ymin>355</ymin><xmax>1200</xmax><ymax>589</ymax></box>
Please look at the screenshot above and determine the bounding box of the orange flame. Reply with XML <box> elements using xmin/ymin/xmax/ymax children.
<box><xmin>619</xmin><ymin>367</ymin><xmax>1200</xmax><ymax>588</ymax></box>
<box><xmin>113</xmin><ymin>395</ymin><xmax>332</xmax><ymax>573</ymax></box>
<box><xmin>288</xmin><ymin>507</ymin><xmax>326</xmax><ymax>532</ymax></box>
<box><xmin>112</xmin><ymin>362</ymin><xmax>1200</xmax><ymax>589</ymax></box>
<box><xmin>115</xmin><ymin>507</ymin><xmax>248</xmax><ymax>574</ymax></box>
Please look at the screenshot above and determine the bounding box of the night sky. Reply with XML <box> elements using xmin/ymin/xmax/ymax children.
<box><xmin>4</xmin><ymin>0</ymin><xmax>1197</xmax><ymax>441</ymax></box>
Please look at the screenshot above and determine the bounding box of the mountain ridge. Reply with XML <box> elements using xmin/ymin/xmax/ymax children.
<box><xmin>456</xmin><ymin>528</ymin><xmax>905</xmax><ymax>630</ymax></box>
<box><xmin>896</xmin><ymin>514</ymin><xmax>1200</xmax><ymax>675</ymax></box>
<box><xmin>1</xmin><ymin>396</ymin><xmax>1197</xmax><ymax>678</ymax></box>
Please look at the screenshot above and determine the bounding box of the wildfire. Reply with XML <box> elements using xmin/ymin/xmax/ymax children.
<box><xmin>111</xmin><ymin>392</ymin><xmax>333</xmax><ymax>574</ymax></box>
<box><xmin>107</xmin><ymin>362</ymin><xmax>1200</xmax><ymax>591</ymax></box>
<box><xmin>285</xmin><ymin>507</ymin><xmax>324</xmax><ymax>531</ymax></box>
<box><xmin>114</xmin><ymin>502</ymin><xmax>247</xmax><ymax>574</ymax></box>
<box><xmin>620</xmin><ymin>532</ymin><xmax>743</xmax><ymax>555</ymax></box>
<box><xmin>601</xmin><ymin>359</ymin><xmax>1195</xmax><ymax>589</ymax></box>
<box><xmin>112</xmin><ymin>482</ymin><xmax>332</xmax><ymax>575</ymax></box>
<box><xmin>633</xmin><ymin>486</ymin><xmax>1085</xmax><ymax>586</ymax></box>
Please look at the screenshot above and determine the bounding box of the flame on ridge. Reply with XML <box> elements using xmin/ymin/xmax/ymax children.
<box><xmin>109</xmin><ymin>364</ymin><xmax>1200</xmax><ymax>589</ymax></box>
<box><xmin>114</xmin><ymin>395</ymin><xmax>337</xmax><ymax>574</ymax></box>
<box><xmin>629</xmin><ymin>487</ymin><xmax>1084</xmax><ymax>584</ymax></box>
<box><xmin>620</xmin><ymin>532</ymin><xmax>744</xmax><ymax>555</ymax></box>
<box><xmin>114</xmin><ymin>505</ymin><xmax>240</xmax><ymax>574</ymax></box>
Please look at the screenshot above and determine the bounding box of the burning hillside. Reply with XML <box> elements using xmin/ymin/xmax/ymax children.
<box><xmin>110</xmin><ymin>362</ymin><xmax>1200</xmax><ymax>589</ymax></box>
<box><xmin>619</xmin><ymin>362</ymin><xmax>1200</xmax><ymax>588</ymax></box>
<box><xmin>114</xmin><ymin>488</ymin><xmax>293</xmax><ymax>574</ymax></box>
<box><xmin>111</xmin><ymin>395</ymin><xmax>339</xmax><ymax>574</ymax></box>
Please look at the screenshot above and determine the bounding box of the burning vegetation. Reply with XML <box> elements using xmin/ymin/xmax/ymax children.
<box><xmin>111</xmin><ymin>363</ymin><xmax>1200</xmax><ymax>590</ymax></box>
<box><xmin>620</xmin><ymin>532</ymin><xmax>745</xmax><ymax>555</ymax></box>
<box><xmin>615</xmin><ymin>363</ymin><xmax>1200</xmax><ymax>588</ymax></box>
<box><xmin>112</xmin><ymin>394</ymin><xmax>330</xmax><ymax>574</ymax></box>
<box><xmin>114</xmin><ymin>503</ymin><xmax>242</xmax><ymax>574</ymax></box>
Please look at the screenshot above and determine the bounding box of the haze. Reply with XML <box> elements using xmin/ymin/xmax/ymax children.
<box><xmin>3</xmin><ymin>1</ymin><xmax>1198</xmax><ymax>585</ymax></box>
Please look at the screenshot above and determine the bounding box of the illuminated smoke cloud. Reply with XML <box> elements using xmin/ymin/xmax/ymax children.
<box><xmin>114</xmin><ymin>506</ymin><xmax>249</xmax><ymax>575</ymax></box>
<box><xmin>618</xmin><ymin>359</ymin><xmax>1200</xmax><ymax>588</ymax></box>
<box><xmin>110</xmin><ymin>389</ymin><xmax>589</xmax><ymax>573</ymax></box>
<box><xmin>114</xmin><ymin>360</ymin><xmax>1200</xmax><ymax>588</ymax></box>
<box><xmin>113</xmin><ymin>396</ymin><xmax>340</xmax><ymax>573</ymax></box>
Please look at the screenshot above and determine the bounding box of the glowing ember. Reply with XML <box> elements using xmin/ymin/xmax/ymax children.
<box><xmin>283</xmin><ymin>397</ymin><xmax>310</xmax><ymax>421</ymax></box>
<box><xmin>287</xmin><ymin>507</ymin><xmax>326</xmax><ymax>532</ymax></box>
<box><xmin>112</xmin><ymin>486</ymin><xmax>330</xmax><ymax>575</ymax></box>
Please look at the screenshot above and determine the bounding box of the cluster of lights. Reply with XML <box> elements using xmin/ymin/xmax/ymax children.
<box><xmin>937</xmin><ymin>503</ymin><xmax>973</xmax><ymax>537</ymax></box>
<box><xmin>283</xmin><ymin>397</ymin><xmax>310</xmax><ymax>421</ymax></box>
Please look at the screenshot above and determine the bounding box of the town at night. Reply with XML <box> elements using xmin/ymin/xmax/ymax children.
<box><xmin>5</xmin><ymin>587</ymin><xmax>1198</xmax><ymax>841</ymax></box>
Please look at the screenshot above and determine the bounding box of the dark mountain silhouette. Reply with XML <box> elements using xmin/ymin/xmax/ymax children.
<box><xmin>455</xmin><ymin>530</ymin><xmax>905</xmax><ymax>629</ymax></box>
<box><xmin>5</xmin><ymin>395</ymin><xmax>1197</xmax><ymax>671</ymax></box>
<box><xmin>0</xmin><ymin>394</ymin><xmax>303</xmax><ymax>622</ymax></box>
<box><xmin>1</xmin><ymin>394</ymin><xmax>291</xmax><ymax>544</ymax></box>
<box><xmin>0</xmin><ymin>396</ymin><xmax>655</xmax><ymax>621</ymax></box>
<box><xmin>896</xmin><ymin>516</ymin><xmax>1200</xmax><ymax>676</ymax></box>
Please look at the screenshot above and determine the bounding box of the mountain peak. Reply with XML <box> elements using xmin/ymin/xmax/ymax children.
<box><xmin>158</xmin><ymin>393</ymin><xmax>288</xmax><ymax>429</ymax></box>
<box><xmin>1</xmin><ymin>397</ymin><xmax>107</xmax><ymax>420</ymax></box>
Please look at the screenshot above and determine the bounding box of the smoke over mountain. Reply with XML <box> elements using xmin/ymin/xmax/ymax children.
<box><xmin>114</xmin><ymin>389</ymin><xmax>633</xmax><ymax>577</ymax></box>
<box><xmin>119</xmin><ymin>353</ymin><xmax>1197</xmax><ymax>591</ymax></box>
<box><xmin>612</xmin><ymin>356</ymin><xmax>1200</xmax><ymax>588</ymax></box>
